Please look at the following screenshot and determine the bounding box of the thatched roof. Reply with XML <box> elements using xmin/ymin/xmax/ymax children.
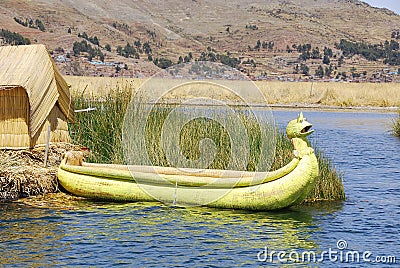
<box><xmin>0</xmin><ymin>44</ymin><xmax>73</xmax><ymax>138</ymax></box>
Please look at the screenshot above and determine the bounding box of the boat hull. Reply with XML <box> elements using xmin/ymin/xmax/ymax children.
<box><xmin>57</xmin><ymin>153</ymin><xmax>318</xmax><ymax>211</ymax></box>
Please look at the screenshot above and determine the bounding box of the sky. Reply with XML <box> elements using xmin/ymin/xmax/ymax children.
<box><xmin>362</xmin><ymin>0</ymin><xmax>400</xmax><ymax>14</ymax></box>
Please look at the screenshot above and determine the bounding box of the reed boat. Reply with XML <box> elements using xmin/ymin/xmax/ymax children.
<box><xmin>58</xmin><ymin>113</ymin><xmax>318</xmax><ymax>211</ymax></box>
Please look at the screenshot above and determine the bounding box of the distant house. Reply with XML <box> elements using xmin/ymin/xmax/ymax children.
<box><xmin>0</xmin><ymin>44</ymin><xmax>74</xmax><ymax>149</ymax></box>
<box><xmin>56</xmin><ymin>55</ymin><xmax>66</xmax><ymax>62</ymax></box>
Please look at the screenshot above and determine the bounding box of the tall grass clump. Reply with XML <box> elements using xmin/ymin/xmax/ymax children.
<box><xmin>128</xmin><ymin>103</ymin><xmax>274</xmax><ymax>171</ymax></box>
<box><xmin>394</xmin><ymin>110</ymin><xmax>400</xmax><ymax>137</ymax></box>
<box><xmin>270</xmin><ymin>132</ymin><xmax>345</xmax><ymax>203</ymax></box>
<box><xmin>69</xmin><ymin>93</ymin><xmax>345</xmax><ymax>202</ymax></box>
<box><xmin>304</xmin><ymin>150</ymin><xmax>345</xmax><ymax>202</ymax></box>
<box><xmin>69</xmin><ymin>89</ymin><xmax>131</xmax><ymax>163</ymax></box>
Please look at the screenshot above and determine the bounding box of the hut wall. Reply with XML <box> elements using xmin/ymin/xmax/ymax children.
<box><xmin>0</xmin><ymin>86</ymin><xmax>71</xmax><ymax>149</ymax></box>
<box><xmin>32</xmin><ymin>104</ymin><xmax>71</xmax><ymax>147</ymax></box>
<box><xmin>0</xmin><ymin>86</ymin><xmax>30</xmax><ymax>149</ymax></box>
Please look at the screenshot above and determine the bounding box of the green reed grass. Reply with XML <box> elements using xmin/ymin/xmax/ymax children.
<box><xmin>130</xmin><ymin>103</ymin><xmax>274</xmax><ymax>171</ymax></box>
<box><xmin>69</xmin><ymin>90</ymin><xmax>131</xmax><ymax>164</ymax></box>
<box><xmin>69</xmin><ymin>93</ymin><xmax>345</xmax><ymax>202</ymax></box>
<box><xmin>394</xmin><ymin>110</ymin><xmax>400</xmax><ymax>137</ymax></box>
<box><xmin>269</xmin><ymin>132</ymin><xmax>345</xmax><ymax>203</ymax></box>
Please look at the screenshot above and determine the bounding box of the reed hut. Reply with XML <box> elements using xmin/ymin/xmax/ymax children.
<box><xmin>0</xmin><ymin>44</ymin><xmax>74</xmax><ymax>149</ymax></box>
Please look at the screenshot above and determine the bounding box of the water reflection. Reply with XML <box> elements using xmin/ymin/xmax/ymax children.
<box><xmin>0</xmin><ymin>200</ymin><xmax>343</xmax><ymax>267</ymax></box>
<box><xmin>0</xmin><ymin>203</ymin><xmax>68</xmax><ymax>266</ymax></box>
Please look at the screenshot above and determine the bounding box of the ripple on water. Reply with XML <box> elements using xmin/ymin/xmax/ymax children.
<box><xmin>1</xmin><ymin>111</ymin><xmax>399</xmax><ymax>266</ymax></box>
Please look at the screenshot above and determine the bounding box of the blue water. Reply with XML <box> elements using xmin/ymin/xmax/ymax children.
<box><xmin>1</xmin><ymin>110</ymin><xmax>399</xmax><ymax>267</ymax></box>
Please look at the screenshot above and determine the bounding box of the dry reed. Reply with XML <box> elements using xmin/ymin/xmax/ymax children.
<box><xmin>0</xmin><ymin>143</ymin><xmax>80</xmax><ymax>200</ymax></box>
<box><xmin>65</xmin><ymin>76</ymin><xmax>400</xmax><ymax>108</ymax></box>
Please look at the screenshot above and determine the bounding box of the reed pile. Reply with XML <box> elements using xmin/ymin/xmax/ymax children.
<box><xmin>0</xmin><ymin>143</ymin><xmax>80</xmax><ymax>200</ymax></box>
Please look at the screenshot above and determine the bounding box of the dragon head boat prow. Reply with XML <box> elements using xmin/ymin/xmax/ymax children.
<box><xmin>286</xmin><ymin>112</ymin><xmax>314</xmax><ymax>139</ymax></box>
<box><xmin>286</xmin><ymin>112</ymin><xmax>315</xmax><ymax>158</ymax></box>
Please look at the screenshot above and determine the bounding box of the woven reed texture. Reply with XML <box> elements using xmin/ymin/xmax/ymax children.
<box><xmin>0</xmin><ymin>86</ymin><xmax>71</xmax><ymax>148</ymax></box>
<box><xmin>0</xmin><ymin>86</ymin><xmax>30</xmax><ymax>148</ymax></box>
<box><xmin>32</xmin><ymin>104</ymin><xmax>71</xmax><ymax>147</ymax></box>
<box><xmin>0</xmin><ymin>44</ymin><xmax>73</xmax><ymax>139</ymax></box>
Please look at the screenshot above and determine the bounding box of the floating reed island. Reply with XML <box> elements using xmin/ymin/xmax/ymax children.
<box><xmin>69</xmin><ymin>89</ymin><xmax>345</xmax><ymax>203</ymax></box>
<box><xmin>0</xmin><ymin>143</ymin><xmax>80</xmax><ymax>200</ymax></box>
<box><xmin>0</xmin><ymin>44</ymin><xmax>76</xmax><ymax>201</ymax></box>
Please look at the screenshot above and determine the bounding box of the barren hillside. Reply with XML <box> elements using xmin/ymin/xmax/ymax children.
<box><xmin>1</xmin><ymin>0</ymin><xmax>400</xmax><ymax>79</ymax></box>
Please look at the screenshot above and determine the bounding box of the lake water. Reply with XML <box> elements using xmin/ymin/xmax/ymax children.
<box><xmin>1</xmin><ymin>110</ymin><xmax>399</xmax><ymax>267</ymax></box>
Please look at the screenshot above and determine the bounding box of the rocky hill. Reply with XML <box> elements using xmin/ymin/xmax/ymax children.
<box><xmin>1</xmin><ymin>0</ymin><xmax>400</xmax><ymax>80</ymax></box>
